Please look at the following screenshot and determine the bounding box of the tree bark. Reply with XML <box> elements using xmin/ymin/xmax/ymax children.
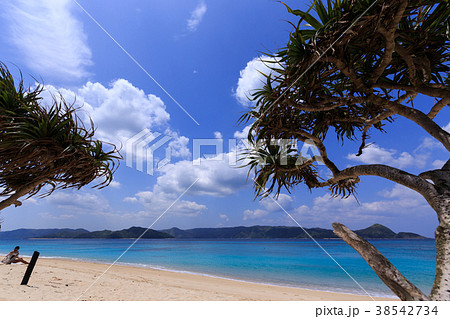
<box><xmin>428</xmin><ymin>160</ymin><xmax>450</xmax><ymax>300</ymax></box>
<box><xmin>431</xmin><ymin>220</ymin><xmax>450</xmax><ymax>300</ymax></box>
<box><xmin>333</xmin><ymin>223</ymin><xmax>430</xmax><ymax>301</ymax></box>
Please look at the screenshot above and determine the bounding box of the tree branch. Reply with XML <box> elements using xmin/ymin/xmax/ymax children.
<box><xmin>370</xmin><ymin>0</ymin><xmax>409</xmax><ymax>83</ymax></box>
<box><xmin>0</xmin><ymin>179</ymin><xmax>47</xmax><ymax>211</ymax></box>
<box><xmin>296</xmin><ymin>131</ymin><xmax>340</xmax><ymax>175</ymax></box>
<box><xmin>419</xmin><ymin>158</ymin><xmax>450</xmax><ymax>196</ymax></box>
<box><xmin>320</xmin><ymin>164</ymin><xmax>438</xmax><ymax>208</ymax></box>
<box><xmin>395</xmin><ymin>43</ymin><xmax>419</xmax><ymax>86</ymax></box>
<box><xmin>326</xmin><ymin>57</ymin><xmax>368</xmax><ymax>92</ymax></box>
<box><xmin>427</xmin><ymin>98</ymin><xmax>449</xmax><ymax>120</ymax></box>
<box><xmin>287</xmin><ymin>97</ymin><xmax>367</xmax><ymax>112</ymax></box>
<box><xmin>276</xmin><ymin>157</ymin><xmax>319</xmax><ymax>172</ymax></box>
<box><xmin>373</xmin><ymin>83</ymin><xmax>450</xmax><ymax>99</ymax></box>
<box><xmin>0</xmin><ymin>186</ymin><xmax>35</xmax><ymax>211</ymax></box>
<box><xmin>333</xmin><ymin>223</ymin><xmax>430</xmax><ymax>301</ymax></box>
<box><xmin>368</xmin><ymin>95</ymin><xmax>450</xmax><ymax>151</ymax></box>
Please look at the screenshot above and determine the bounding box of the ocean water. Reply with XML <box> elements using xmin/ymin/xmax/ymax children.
<box><xmin>0</xmin><ymin>238</ymin><xmax>436</xmax><ymax>297</ymax></box>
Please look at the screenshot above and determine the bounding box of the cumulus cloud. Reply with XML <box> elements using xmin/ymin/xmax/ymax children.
<box><xmin>235</xmin><ymin>57</ymin><xmax>280</xmax><ymax>107</ymax></box>
<box><xmin>109</xmin><ymin>181</ymin><xmax>121</xmax><ymax>188</ymax></box>
<box><xmin>39</xmin><ymin>212</ymin><xmax>75</xmax><ymax>220</ymax></box>
<box><xmin>125</xmin><ymin>188</ymin><xmax>206</xmax><ymax>217</ymax></box>
<box><xmin>432</xmin><ymin>159</ymin><xmax>446</xmax><ymax>169</ymax></box>
<box><xmin>443</xmin><ymin>122</ymin><xmax>450</xmax><ymax>132</ymax></box>
<box><xmin>124</xmin><ymin>127</ymin><xmax>254</xmax><ymax>218</ymax></box>
<box><xmin>242</xmin><ymin>194</ymin><xmax>294</xmax><ymax>222</ymax></box>
<box><xmin>4</xmin><ymin>0</ymin><xmax>92</xmax><ymax>81</ymax></box>
<box><xmin>234</xmin><ymin>124</ymin><xmax>252</xmax><ymax>140</ymax></box>
<box><xmin>290</xmin><ymin>184</ymin><xmax>430</xmax><ymax>227</ymax></box>
<box><xmin>41</xmin><ymin>79</ymin><xmax>190</xmax><ymax>163</ymax></box>
<box><xmin>187</xmin><ymin>1</ymin><xmax>207</xmax><ymax>32</ymax></box>
<box><xmin>415</xmin><ymin>137</ymin><xmax>446</xmax><ymax>152</ymax></box>
<box><xmin>347</xmin><ymin>144</ymin><xmax>427</xmax><ymax>169</ymax></box>
<box><xmin>320</xmin><ymin>184</ymin><xmax>427</xmax><ymax>213</ymax></box>
<box><xmin>78</xmin><ymin>80</ymin><xmax>171</xmax><ymax>141</ymax></box>
<box><xmin>156</xmin><ymin>152</ymin><xmax>248</xmax><ymax>197</ymax></box>
<box><xmin>46</xmin><ymin>190</ymin><xmax>110</xmax><ymax>214</ymax></box>
<box><xmin>243</xmin><ymin>209</ymin><xmax>269</xmax><ymax>220</ymax></box>
<box><xmin>260</xmin><ymin>194</ymin><xmax>294</xmax><ymax>212</ymax></box>
<box><xmin>126</xmin><ymin>126</ymin><xmax>254</xmax><ymax>218</ymax></box>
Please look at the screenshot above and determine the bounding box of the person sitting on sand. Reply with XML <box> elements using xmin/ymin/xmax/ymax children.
<box><xmin>1</xmin><ymin>246</ymin><xmax>29</xmax><ymax>265</ymax></box>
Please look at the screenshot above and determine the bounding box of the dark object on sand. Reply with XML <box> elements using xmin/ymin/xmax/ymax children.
<box><xmin>21</xmin><ymin>251</ymin><xmax>40</xmax><ymax>285</ymax></box>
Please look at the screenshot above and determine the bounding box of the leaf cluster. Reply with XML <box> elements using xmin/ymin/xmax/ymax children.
<box><xmin>239</xmin><ymin>0</ymin><xmax>450</xmax><ymax>198</ymax></box>
<box><xmin>0</xmin><ymin>63</ymin><xmax>121</xmax><ymax>200</ymax></box>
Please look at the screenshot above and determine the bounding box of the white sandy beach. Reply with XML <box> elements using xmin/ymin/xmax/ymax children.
<box><xmin>0</xmin><ymin>258</ymin><xmax>396</xmax><ymax>301</ymax></box>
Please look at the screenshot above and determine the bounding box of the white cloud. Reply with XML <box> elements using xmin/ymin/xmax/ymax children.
<box><xmin>219</xmin><ymin>214</ymin><xmax>229</xmax><ymax>222</ymax></box>
<box><xmin>78</xmin><ymin>80</ymin><xmax>170</xmax><ymax>142</ymax></box>
<box><xmin>41</xmin><ymin>79</ymin><xmax>190</xmax><ymax>162</ymax></box>
<box><xmin>432</xmin><ymin>159</ymin><xmax>446</xmax><ymax>169</ymax></box>
<box><xmin>156</xmin><ymin>152</ymin><xmax>248</xmax><ymax>197</ymax></box>
<box><xmin>109</xmin><ymin>181</ymin><xmax>121</xmax><ymax>188</ymax></box>
<box><xmin>122</xmin><ymin>125</ymin><xmax>255</xmax><ymax>220</ymax></box>
<box><xmin>125</xmin><ymin>126</ymin><xmax>254</xmax><ymax>218</ymax></box>
<box><xmin>415</xmin><ymin>137</ymin><xmax>445</xmax><ymax>152</ymax></box>
<box><xmin>260</xmin><ymin>194</ymin><xmax>293</xmax><ymax>212</ymax></box>
<box><xmin>46</xmin><ymin>190</ymin><xmax>110</xmax><ymax>213</ymax></box>
<box><xmin>234</xmin><ymin>124</ymin><xmax>252</xmax><ymax>140</ymax></box>
<box><xmin>4</xmin><ymin>0</ymin><xmax>92</xmax><ymax>81</ymax></box>
<box><xmin>214</xmin><ymin>131</ymin><xmax>223</xmax><ymax>139</ymax></box>
<box><xmin>38</xmin><ymin>212</ymin><xmax>75</xmax><ymax>220</ymax></box>
<box><xmin>166</xmin><ymin>132</ymin><xmax>190</xmax><ymax>158</ymax></box>
<box><xmin>243</xmin><ymin>209</ymin><xmax>269</xmax><ymax>220</ymax></box>
<box><xmin>125</xmin><ymin>187</ymin><xmax>206</xmax><ymax>217</ymax></box>
<box><xmin>241</xmin><ymin>194</ymin><xmax>293</xmax><ymax>222</ymax></box>
<box><xmin>347</xmin><ymin>144</ymin><xmax>427</xmax><ymax>169</ymax></box>
<box><xmin>235</xmin><ymin>57</ymin><xmax>279</xmax><ymax>107</ymax></box>
<box><xmin>290</xmin><ymin>184</ymin><xmax>430</xmax><ymax>227</ymax></box>
<box><xmin>443</xmin><ymin>122</ymin><xmax>450</xmax><ymax>133</ymax></box>
<box><xmin>186</xmin><ymin>1</ymin><xmax>207</xmax><ymax>32</ymax></box>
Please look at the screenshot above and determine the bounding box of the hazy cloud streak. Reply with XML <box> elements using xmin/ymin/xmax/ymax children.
<box><xmin>4</xmin><ymin>0</ymin><xmax>92</xmax><ymax>81</ymax></box>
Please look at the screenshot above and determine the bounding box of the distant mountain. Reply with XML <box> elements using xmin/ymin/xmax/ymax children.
<box><xmin>160</xmin><ymin>224</ymin><xmax>427</xmax><ymax>239</ymax></box>
<box><xmin>160</xmin><ymin>226</ymin><xmax>336</xmax><ymax>239</ymax></box>
<box><xmin>34</xmin><ymin>229</ymin><xmax>90</xmax><ymax>238</ymax></box>
<box><xmin>396</xmin><ymin>232</ymin><xmax>427</xmax><ymax>239</ymax></box>
<box><xmin>0</xmin><ymin>224</ymin><xmax>426</xmax><ymax>240</ymax></box>
<box><xmin>38</xmin><ymin>227</ymin><xmax>173</xmax><ymax>239</ymax></box>
<box><xmin>0</xmin><ymin>228</ymin><xmax>89</xmax><ymax>240</ymax></box>
<box><xmin>355</xmin><ymin>224</ymin><xmax>397</xmax><ymax>239</ymax></box>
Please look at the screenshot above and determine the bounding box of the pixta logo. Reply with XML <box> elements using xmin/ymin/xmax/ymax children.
<box><xmin>125</xmin><ymin>129</ymin><xmax>172</xmax><ymax>175</ymax></box>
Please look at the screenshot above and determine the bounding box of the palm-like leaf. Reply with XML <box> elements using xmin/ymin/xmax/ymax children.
<box><xmin>0</xmin><ymin>63</ymin><xmax>121</xmax><ymax>202</ymax></box>
<box><xmin>239</xmin><ymin>0</ymin><xmax>450</xmax><ymax>198</ymax></box>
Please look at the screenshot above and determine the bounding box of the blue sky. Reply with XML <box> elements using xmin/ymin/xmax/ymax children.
<box><xmin>0</xmin><ymin>0</ymin><xmax>448</xmax><ymax>236</ymax></box>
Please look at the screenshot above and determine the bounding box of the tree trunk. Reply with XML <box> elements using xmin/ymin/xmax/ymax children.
<box><xmin>421</xmin><ymin>160</ymin><xmax>450</xmax><ymax>300</ymax></box>
<box><xmin>430</xmin><ymin>194</ymin><xmax>450</xmax><ymax>300</ymax></box>
<box><xmin>431</xmin><ymin>223</ymin><xmax>450</xmax><ymax>300</ymax></box>
<box><xmin>333</xmin><ymin>223</ymin><xmax>430</xmax><ymax>301</ymax></box>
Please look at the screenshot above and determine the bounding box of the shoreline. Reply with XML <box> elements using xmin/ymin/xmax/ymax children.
<box><xmin>114</xmin><ymin>260</ymin><xmax>396</xmax><ymax>298</ymax></box>
<box><xmin>0</xmin><ymin>257</ymin><xmax>397</xmax><ymax>301</ymax></box>
<box><xmin>35</xmin><ymin>255</ymin><xmax>396</xmax><ymax>298</ymax></box>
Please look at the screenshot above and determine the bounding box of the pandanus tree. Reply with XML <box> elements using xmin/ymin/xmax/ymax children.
<box><xmin>0</xmin><ymin>63</ymin><xmax>120</xmax><ymax>213</ymax></box>
<box><xmin>240</xmin><ymin>0</ymin><xmax>450</xmax><ymax>300</ymax></box>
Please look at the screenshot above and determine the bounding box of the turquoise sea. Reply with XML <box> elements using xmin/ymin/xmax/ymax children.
<box><xmin>0</xmin><ymin>238</ymin><xmax>436</xmax><ymax>297</ymax></box>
